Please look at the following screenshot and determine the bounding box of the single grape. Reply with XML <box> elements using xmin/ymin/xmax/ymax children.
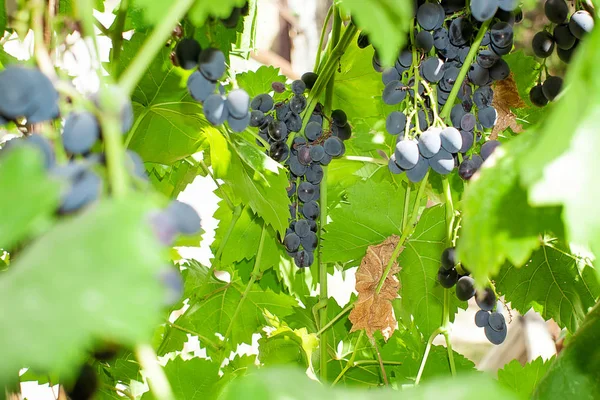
<box><xmin>489</xmin><ymin>59</ymin><xmax>510</xmax><ymax>81</ymax></box>
<box><xmin>294</xmin><ymin>219</ymin><xmax>311</xmax><ymax>238</ymax></box>
<box><xmin>449</xmin><ymin>17</ymin><xmax>473</xmax><ymax>46</ymax></box>
<box><xmin>310</xmin><ymin>145</ymin><xmax>325</xmax><ymax>162</ymax></box>
<box><xmin>388</xmin><ymin>156</ymin><xmax>404</xmax><ymax>174</ymax></box>
<box><xmin>456</xmin><ymin>276</ymin><xmax>476</xmax><ymax>301</ymax></box>
<box><xmin>165</xmin><ymin>200</ymin><xmax>201</xmax><ymax>235</ymax></box>
<box><xmin>382</xmin><ymin>80</ymin><xmax>407</xmax><ymax>105</ymax></box>
<box><xmin>417</xmin><ymin>2</ymin><xmax>445</xmax><ymax>31</ymax></box>
<box><xmin>198</xmin><ymin>48</ymin><xmax>226</xmax><ymax>82</ymax></box>
<box><xmin>290</xmin><ymin>94</ymin><xmax>307</xmax><ymax>114</ymax></box>
<box><xmin>332</xmin><ymin>123</ymin><xmax>352</xmax><ymax>141</ymax></box>
<box><xmin>421</xmin><ymin>57</ymin><xmax>445</xmax><ymax>83</ymax></box>
<box><xmin>298</xmin><ymin>182</ymin><xmax>316</xmax><ymax>202</ymax></box>
<box><xmin>289</xmin><ymin>155</ymin><xmax>307</xmax><ymax>176</ymax></box>
<box><xmin>324</xmin><ymin>136</ymin><xmax>344</xmax><ymax>157</ymax></box>
<box><xmin>188</xmin><ymin>71</ymin><xmax>216</xmax><ymax>103</ymax></box>
<box><xmin>498</xmin><ymin>0</ymin><xmax>518</xmax><ymax>11</ymax></box>
<box><xmin>476</xmin><ymin>288</ymin><xmax>497</xmax><ymax>311</ymax></box>
<box><xmin>418</xmin><ymin>128</ymin><xmax>442</xmax><ymax>158</ymax></box>
<box><xmin>203</xmin><ymin>94</ymin><xmax>229</xmax><ymax>125</ymax></box>
<box><xmin>405</xmin><ymin>155</ymin><xmax>429</xmax><ymax>183</ymax></box>
<box><xmin>284</xmin><ymin>232</ymin><xmax>301</xmax><ymax>252</ymax></box>
<box><xmin>532</xmin><ymin>31</ymin><xmax>555</xmax><ymax>58</ymax></box>
<box><xmin>545</xmin><ymin>0</ymin><xmax>568</xmax><ymax>23</ymax></box>
<box><xmin>25</xmin><ymin>134</ymin><xmax>55</xmax><ymax>169</ymax></box>
<box><xmin>269</xmin><ymin>142</ymin><xmax>290</xmax><ymax>162</ymax></box>
<box><xmin>529</xmin><ymin>84</ymin><xmax>549</xmax><ymax>107</ymax></box>
<box><xmin>440</xmin><ymin>66</ymin><xmax>459</xmax><ymax>93</ymax></box>
<box><xmin>291</xmin><ymin>79</ymin><xmax>306</xmax><ymax>95</ymax></box>
<box><xmin>301</xmin><ymin>72</ymin><xmax>319</xmax><ymax>89</ymax></box>
<box><xmin>251</xmin><ymin>94</ymin><xmax>274</xmax><ymax>113</ymax></box>
<box><xmin>175</xmin><ymin>38</ymin><xmax>202</xmax><ymax>70</ymax></box>
<box><xmin>460</xmin><ymin>113</ymin><xmax>476</xmax><ymax>131</ymax></box>
<box><xmin>490</xmin><ymin>41</ymin><xmax>512</xmax><ymax>56</ymax></box>
<box><xmin>484</xmin><ymin>324</ymin><xmax>507</xmax><ymax>345</ymax></box>
<box><xmin>429</xmin><ymin>149</ymin><xmax>454</xmax><ymax>175</ymax></box>
<box><xmin>297</xmin><ymin>146</ymin><xmax>312</xmax><ymax>166</ymax></box>
<box><xmin>553</xmin><ymin>23</ymin><xmax>576</xmax><ymax>50</ymax></box>
<box><xmin>250</xmin><ymin>110</ymin><xmax>265</xmax><ymax>128</ymax></box>
<box><xmin>294</xmin><ymin>249</ymin><xmax>313</xmax><ymax>268</ymax></box>
<box><xmin>569</xmin><ymin>10</ymin><xmax>594</xmax><ymax>40</ymax></box>
<box><xmin>481</xmin><ymin>140</ymin><xmax>501</xmax><ymax>161</ymax></box>
<box><xmin>542</xmin><ymin>76</ymin><xmax>563</xmax><ymax>101</ymax></box>
<box><xmin>475</xmin><ymin>310</ymin><xmax>490</xmax><ymax>327</ymax></box>
<box><xmin>305</xmin><ymin>163</ymin><xmax>324</xmax><ymax>185</ymax></box>
<box><xmin>394</xmin><ymin>139</ymin><xmax>420</xmax><ymax>170</ymax></box>
<box><xmin>488</xmin><ymin>312</ymin><xmax>506</xmax><ymax>331</ymax></box>
<box><xmin>490</xmin><ymin>22</ymin><xmax>514</xmax><ymax>48</ymax></box>
<box><xmin>477</xmin><ymin>50</ymin><xmax>500</xmax><ymax>68</ymax></box>
<box><xmin>459</xmin><ymin>129</ymin><xmax>474</xmax><ymax>153</ymax></box>
<box><xmin>382</xmin><ymin>67</ymin><xmax>401</xmax><ymax>85</ymax></box>
<box><xmin>126</xmin><ymin>150</ymin><xmax>147</xmax><ymax>180</ymax></box>
<box><xmin>557</xmin><ymin>43</ymin><xmax>578</xmax><ymax>64</ymax></box>
<box><xmin>478</xmin><ymin>106</ymin><xmax>498</xmax><ymax>129</ymax></box>
<box><xmin>272</xmin><ymin>81</ymin><xmax>286</xmax><ymax>93</ymax></box>
<box><xmin>415</xmin><ymin>30</ymin><xmax>434</xmax><ymax>52</ymax></box>
<box><xmin>468</xmin><ymin>63</ymin><xmax>491</xmax><ymax>86</ymax></box>
<box><xmin>268</xmin><ymin>120</ymin><xmax>288</xmax><ymax>142</ymax></box>
<box><xmin>62</xmin><ymin>111</ymin><xmax>100</xmax><ymax>155</ymax></box>
<box><xmin>226</xmin><ymin>89</ymin><xmax>250</xmax><ymax>119</ymax></box>
<box><xmin>471</xmin><ymin>0</ymin><xmax>499</xmax><ymax>22</ymax></box>
<box><xmin>433</xmin><ymin>28</ymin><xmax>449</xmax><ymax>50</ymax></box>
<box><xmin>301</xmin><ymin>231</ymin><xmax>318</xmax><ymax>251</ymax></box>
<box><xmin>441</xmin><ymin>247</ymin><xmax>457</xmax><ymax>270</ymax></box>
<box><xmin>474</xmin><ymin>86</ymin><xmax>494</xmax><ymax>108</ymax></box>
<box><xmin>451</xmin><ymin>104</ymin><xmax>466</xmax><ymax>128</ymax></box>
<box><xmin>458</xmin><ymin>158</ymin><xmax>478</xmax><ymax>180</ymax></box>
<box><xmin>438</xmin><ymin>266</ymin><xmax>458</xmax><ymax>288</ymax></box>
<box><xmin>58</xmin><ymin>168</ymin><xmax>102</xmax><ymax>214</ymax></box>
<box><xmin>305</xmin><ymin>121</ymin><xmax>322</xmax><ymax>141</ymax></box>
<box><xmin>357</xmin><ymin>32</ymin><xmax>370</xmax><ymax>48</ymax></box>
<box><xmin>331</xmin><ymin>109</ymin><xmax>348</xmax><ymax>126</ymax></box>
<box><xmin>302</xmin><ymin>201</ymin><xmax>320</xmax><ymax>220</ymax></box>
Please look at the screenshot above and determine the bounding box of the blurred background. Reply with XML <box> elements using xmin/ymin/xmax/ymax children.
<box><xmin>4</xmin><ymin>0</ymin><xmax>564</xmax><ymax>397</ymax></box>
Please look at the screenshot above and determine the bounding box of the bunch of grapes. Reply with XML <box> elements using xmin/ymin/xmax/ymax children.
<box><xmin>437</xmin><ymin>246</ymin><xmax>507</xmax><ymax>345</ymax></box>
<box><xmin>177</xmin><ymin>39</ymin><xmax>251</xmax><ymax>132</ymax></box>
<box><xmin>249</xmin><ymin>75</ymin><xmax>351</xmax><ymax>268</ymax></box>
<box><xmin>529</xmin><ymin>0</ymin><xmax>594</xmax><ymax>107</ymax></box>
<box><xmin>360</xmin><ymin>0</ymin><xmax>519</xmax><ymax>182</ymax></box>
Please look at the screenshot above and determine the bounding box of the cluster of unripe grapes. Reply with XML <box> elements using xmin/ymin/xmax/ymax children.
<box><xmin>529</xmin><ymin>0</ymin><xmax>594</xmax><ymax>107</ymax></box>
<box><xmin>177</xmin><ymin>38</ymin><xmax>251</xmax><ymax>132</ymax></box>
<box><xmin>250</xmin><ymin>74</ymin><xmax>351</xmax><ymax>268</ymax></box>
<box><xmin>359</xmin><ymin>0</ymin><xmax>518</xmax><ymax>181</ymax></box>
<box><xmin>437</xmin><ymin>246</ymin><xmax>507</xmax><ymax>345</ymax></box>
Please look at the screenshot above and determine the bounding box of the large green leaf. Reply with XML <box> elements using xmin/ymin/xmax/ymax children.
<box><xmin>188</xmin><ymin>0</ymin><xmax>248</xmax><ymax>25</ymax></box>
<box><xmin>498</xmin><ymin>358</ymin><xmax>553</xmax><ymax>399</ymax></box>
<box><xmin>0</xmin><ymin>195</ymin><xmax>166</xmax><ymax>381</ymax></box>
<box><xmin>0</xmin><ymin>146</ymin><xmax>61</xmax><ymax>250</ymax></box>
<box><xmin>205</xmin><ymin>129</ymin><xmax>290</xmax><ymax>236</ymax></box>
<box><xmin>321</xmin><ymin>180</ymin><xmax>414</xmax><ymax>266</ymax></box>
<box><xmin>117</xmin><ymin>33</ymin><xmax>212</xmax><ymax>165</ymax></box>
<box><xmin>533</xmin><ymin>302</ymin><xmax>600</xmax><ymax>399</ymax></box>
<box><xmin>496</xmin><ymin>244</ymin><xmax>599</xmax><ymax>332</ymax></box>
<box><xmin>456</xmin><ymin>132</ymin><xmax>564</xmax><ymax>286</ymax></box>
<box><xmin>399</xmin><ymin>205</ymin><xmax>465</xmax><ymax>338</ymax></box>
<box><xmin>147</xmin><ymin>158</ymin><xmax>204</xmax><ymax>199</ymax></box>
<box><xmin>237</xmin><ymin>66</ymin><xmax>286</xmax><ymax>100</ymax></box>
<box><xmin>338</xmin><ymin>0</ymin><xmax>412</xmax><ymax>67</ymax></box>
<box><xmin>221</xmin><ymin>367</ymin><xmax>519</xmax><ymax>400</ymax></box>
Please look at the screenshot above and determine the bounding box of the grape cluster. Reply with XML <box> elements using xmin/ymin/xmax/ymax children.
<box><xmin>249</xmin><ymin>75</ymin><xmax>351</xmax><ymax>268</ymax></box>
<box><xmin>437</xmin><ymin>246</ymin><xmax>507</xmax><ymax>345</ymax></box>
<box><xmin>529</xmin><ymin>1</ymin><xmax>594</xmax><ymax>107</ymax></box>
<box><xmin>361</xmin><ymin>0</ymin><xmax>519</xmax><ymax>181</ymax></box>
<box><xmin>178</xmin><ymin>39</ymin><xmax>251</xmax><ymax>132</ymax></box>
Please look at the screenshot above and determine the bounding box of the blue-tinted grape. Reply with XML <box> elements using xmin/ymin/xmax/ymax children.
<box><xmin>298</xmin><ymin>182</ymin><xmax>316</xmax><ymax>202</ymax></box>
<box><xmin>529</xmin><ymin>84</ymin><xmax>549</xmax><ymax>107</ymax></box>
<box><xmin>474</xmin><ymin>86</ymin><xmax>494</xmax><ymax>108</ymax></box>
<box><xmin>166</xmin><ymin>200</ymin><xmax>201</xmax><ymax>235</ymax></box>
<box><xmin>305</xmin><ymin>121</ymin><xmax>322</xmax><ymax>141</ymax></box>
<box><xmin>398</xmin><ymin>50</ymin><xmax>413</xmax><ymax>68</ymax></box>
<box><xmin>285</xmin><ymin>112</ymin><xmax>303</xmax><ymax>133</ymax></box>
<box><xmin>569</xmin><ymin>11</ymin><xmax>594</xmax><ymax>40</ymax></box>
<box><xmin>386</xmin><ymin>111</ymin><xmax>407</xmax><ymax>135</ymax></box>
<box><xmin>421</xmin><ymin>57</ymin><xmax>445</xmax><ymax>83</ymax></box>
<box><xmin>301</xmin><ymin>72</ymin><xmax>318</xmax><ymax>89</ymax></box>
<box><xmin>268</xmin><ymin>120</ymin><xmax>288</xmax><ymax>141</ymax></box>
<box><xmin>545</xmin><ymin>0</ymin><xmax>569</xmax><ymax>24</ymax></box>
<box><xmin>449</xmin><ymin>17</ymin><xmax>473</xmax><ymax>46</ymax></box>
<box><xmin>468</xmin><ymin>63</ymin><xmax>490</xmax><ymax>86</ymax></box>
<box><xmin>490</xmin><ymin>41</ymin><xmax>512</xmax><ymax>56</ymax></box>
<box><xmin>126</xmin><ymin>150</ymin><xmax>147</xmax><ymax>179</ymax></box>
<box><xmin>289</xmin><ymin>155</ymin><xmax>307</xmax><ymax>176</ymax></box>
<box><xmin>459</xmin><ymin>129</ymin><xmax>474</xmax><ymax>153</ymax></box>
<box><xmin>58</xmin><ymin>167</ymin><xmax>102</xmax><ymax>214</ymax></box>
<box><xmin>275</xmin><ymin>102</ymin><xmax>291</xmax><ymax>122</ymax></box>
<box><xmin>62</xmin><ymin>111</ymin><xmax>100</xmax><ymax>155</ymax></box>
<box><xmin>498</xmin><ymin>0</ymin><xmax>518</xmax><ymax>11</ymax></box>
<box><xmin>301</xmin><ymin>231</ymin><xmax>318</xmax><ymax>251</ymax></box>
<box><xmin>382</xmin><ymin>67</ymin><xmax>401</xmax><ymax>85</ymax></box>
<box><xmin>324</xmin><ymin>137</ymin><xmax>344</xmax><ymax>157</ymax></box>
<box><xmin>484</xmin><ymin>324</ymin><xmax>507</xmax><ymax>345</ymax></box>
<box><xmin>269</xmin><ymin>142</ymin><xmax>290</xmax><ymax>162</ymax></box>
<box><xmin>489</xmin><ymin>59</ymin><xmax>510</xmax><ymax>80</ymax></box>
<box><xmin>458</xmin><ymin>158</ymin><xmax>478</xmax><ymax>180</ymax></box>
<box><xmin>204</xmin><ymin>94</ymin><xmax>229</xmax><ymax>125</ymax></box>
<box><xmin>226</xmin><ymin>89</ymin><xmax>250</xmax><ymax>119</ymax></box>
<box><xmin>305</xmin><ymin>163</ymin><xmax>324</xmax><ymax>184</ymax></box>
<box><xmin>417</xmin><ymin>2</ymin><xmax>445</xmax><ymax>31</ymax></box>
<box><xmin>451</xmin><ymin>104</ymin><xmax>466</xmax><ymax>128</ymax></box>
<box><xmin>476</xmin><ymin>288</ymin><xmax>497</xmax><ymax>311</ymax></box>
<box><xmin>440</xmin><ymin>66</ymin><xmax>459</xmax><ymax>92</ymax></box>
<box><xmin>188</xmin><ymin>71</ymin><xmax>216</xmax><ymax>102</ymax></box>
<box><xmin>198</xmin><ymin>48</ymin><xmax>226</xmax><ymax>82</ymax></box>
<box><xmin>433</xmin><ymin>28</ymin><xmax>449</xmax><ymax>50</ymax></box>
<box><xmin>294</xmin><ymin>249</ymin><xmax>313</xmax><ymax>268</ymax></box>
<box><xmin>250</xmin><ymin>110</ymin><xmax>265</xmax><ymax>127</ymax></box>
<box><xmin>471</xmin><ymin>0</ymin><xmax>499</xmax><ymax>22</ymax></box>
<box><xmin>310</xmin><ymin>145</ymin><xmax>325</xmax><ymax>162</ymax></box>
<box><xmin>320</xmin><ymin>153</ymin><xmax>332</xmax><ymax>166</ymax></box>
<box><xmin>0</xmin><ymin>67</ymin><xmax>47</xmax><ymax>119</ymax></box>
<box><xmin>478</xmin><ymin>106</ymin><xmax>498</xmax><ymax>129</ymax></box>
<box><xmin>291</xmin><ymin>79</ymin><xmax>306</xmax><ymax>95</ymax></box>
<box><xmin>553</xmin><ymin>23</ymin><xmax>576</xmax><ymax>50</ymax></box>
<box><xmin>429</xmin><ymin>149</ymin><xmax>454</xmax><ymax>175</ymax></box>
<box><xmin>302</xmin><ymin>200</ymin><xmax>320</xmax><ymax>220</ymax></box>
<box><xmin>251</xmin><ymin>93</ymin><xmax>274</xmax><ymax>112</ymax></box>
<box><xmin>416</xmin><ymin>30</ymin><xmax>434</xmax><ymax>52</ymax></box>
<box><xmin>438</xmin><ymin>266</ymin><xmax>458</xmax><ymax>288</ymax></box>
<box><xmin>405</xmin><ymin>155</ymin><xmax>429</xmax><ymax>183</ymax></box>
<box><xmin>458</xmin><ymin>46</ymin><xmax>470</xmax><ymax>63</ymax></box>
<box><xmin>331</xmin><ymin>109</ymin><xmax>348</xmax><ymax>126</ymax></box>
<box><xmin>460</xmin><ymin>113</ymin><xmax>476</xmax><ymax>131</ymax></box>
<box><xmin>395</xmin><ymin>139</ymin><xmax>420</xmax><ymax>169</ymax></box>
<box><xmin>298</xmin><ymin>146</ymin><xmax>312</xmax><ymax>165</ymax></box>
<box><xmin>26</xmin><ymin>134</ymin><xmax>55</xmax><ymax>169</ymax></box>
<box><xmin>372</xmin><ymin>54</ymin><xmax>384</xmax><ymax>72</ymax></box>
<box><xmin>456</xmin><ymin>276</ymin><xmax>476</xmax><ymax>301</ymax></box>
<box><xmin>542</xmin><ymin>76</ymin><xmax>563</xmax><ymax>101</ymax></box>
<box><xmin>159</xmin><ymin>267</ymin><xmax>184</xmax><ymax>306</ymax></box>
<box><xmin>294</xmin><ymin>219</ymin><xmax>311</xmax><ymax>238</ymax></box>
<box><xmin>488</xmin><ymin>312</ymin><xmax>506</xmax><ymax>331</ymax></box>
<box><xmin>438</xmin><ymin>42</ymin><xmax>460</xmax><ymax>60</ymax></box>
<box><xmin>383</xmin><ymin>80</ymin><xmax>407</xmax><ymax>105</ymax></box>
<box><xmin>532</xmin><ymin>31</ymin><xmax>555</xmax><ymax>58</ymax></box>
<box><xmin>284</xmin><ymin>233</ymin><xmax>301</xmax><ymax>252</ymax></box>
<box><xmin>175</xmin><ymin>38</ymin><xmax>201</xmax><ymax>69</ymax></box>
<box><xmin>290</xmin><ymin>94</ymin><xmax>307</xmax><ymax>114</ymax></box>
<box><xmin>441</xmin><ymin>247</ymin><xmax>457</xmax><ymax>270</ymax></box>
<box><xmin>388</xmin><ymin>155</ymin><xmax>404</xmax><ymax>174</ymax></box>
<box><xmin>332</xmin><ymin>123</ymin><xmax>352</xmax><ymax>141</ymax></box>
<box><xmin>477</xmin><ymin>50</ymin><xmax>499</xmax><ymax>68</ymax></box>
<box><xmin>490</xmin><ymin>22</ymin><xmax>514</xmax><ymax>48</ymax></box>
<box><xmin>287</xmin><ymin>181</ymin><xmax>296</xmax><ymax>197</ymax></box>
<box><xmin>475</xmin><ymin>310</ymin><xmax>490</xmax><ymax>327</ymax></box>
<box><xmin>481</xmin><ymin>140</ymin><xmax>501</xmax><ymax>160</ymax></box>
<box><xmin>418</xmin><ymin>128</ymin><xmax>442</xmax><ymax>158</ymax></box>
<box><xmin>440</xmin><ymin>127</ymin><xmax>462</xmax><ymax>153</ymax></box>
<box><xmin>228</xmin><ymin>112</ymin><xmax>250</xmax><ymax>132</ymax></box>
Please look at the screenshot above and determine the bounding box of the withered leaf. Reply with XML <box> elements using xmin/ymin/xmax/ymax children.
<box><xmin>492</xmin><ymin>74</ymin><xmax>526</xmax><ymax>139</ymax></box>
<box><xmin>348</xmin><ymin>235</ymin><xmax>401</xmax><ymax>340</ymax></box>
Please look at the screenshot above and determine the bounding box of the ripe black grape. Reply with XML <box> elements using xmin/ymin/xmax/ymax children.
<box><xmin>405</xmin><ymin>155</ymin><xmax>429</xmax><ymax>183</ymax></box>
<box><xmin>438</xmin><ymin>266</ymin><xmax>458</xmax><ymax>288</ymax></box>
<box><xmin>284</xmin><ymin>233</ymin><xmax>301</xmax><ymax>252</ymax></box>
<box><xmin>471</xmin><ymin>0</ymin><xmax>499</xmax><ymax>22</ymax></box>
<box><xmin>418</xmin><ymin>128</ymin><xmax>442</xmax><ymax>158</ymax></box>
<box><xmin>394</xmin><ymin>140</ymin><xmax>419</xmax><ymax>170</ymax></box>
<box><xmin>417</xmin><ymin>2</ymin><xmax>445</xmax><ymax>31</ymax></box>
<box><xmin>331</xmin><ymin>109</ymin><xmax>348</xmax><ymax>126</ymax></box>
<box><xmin>166</xmin><ymin>200</ymin><xmax>202</xmax><ymax>235</ymax></box>
<box><xmin>429</xmin><ymin>149</ymin><xmax>454</xmax><ymax>175</ymax></box>
<box><xmin>476</xmin><ymin>287</ymin><xmax>497</xmax><ymax>311</ymax></box>
<box><xmin>475</xmin><ymin>310</ymin><xmax>490</xmax><ymax>327</ymax></box>
<box><xmin>188</xmin><ymin>71</ymin><xmax>217</xmax><ymax>102</ymax></box>
<box><xmin>488</xmin><ymin>312</ymin><xmax>506</xmax><ymax>331</ymax></box>
<box><xmin>569</xmin><ymin>11</ymin><xmax>594</xmax><ymax>39</ymax></box>
<box><xmin>544</xmin><ymin>0</ymin><xmax>569</xmax><ymax>23</ymax></box>
<box><xmin>324</xmin><ymin>137</ymin><xmax>344</xmax><ymax>157</ymax></box>
<box><xmin>441</xmin><ymin>247</ymin><xmax>457</xmax><ymax>270</ymax></box>
<box><xmin>458</xmin><ymin>158</ymin><xmax>478</xmax><ymax>180</ymax></box>
<box><xmin>269</xmin><ymin>142</ymin><xmax>290</xmax><ymax>162</ymax></box>
<box><xmin>226</xmin><ymin>89</ymin><xmax>250</xmax><ymax>119</ymax></box>
<box><xmin>302</xmin><ymin>201</ymin><xmax>319</xmax><ymax>220</ymax></box>
<box><xmin>478</xmin><ymin>106</ymin><xmax>498</xmax><ymax>129</ymax></box>
<box><xmin>532</xmin><ymin>31</ymin><xmax>555</xmax><ymax>58</ymax></box>
<box><xmin>383</xmin><ymin>80</ymin><xmax>407</xmax><ymax>105</ymax></box>
<box><xmin>542</xmin><ymin>76</ymin><xmax>563</xmax><ymax>101</ymax></box>
<box><xmin>291</xmin><ymin>80</ymin><xmax>306</xmax><ymax>95</ymax></box>
<box><xmin>198</xmin><ymin>48</ymin><xmax>226</xmax><ymax>82</ymax></box>
<box><xmin>175</xmin><ymin>38</ymin><xmax>202</xmax><ymax>70</ymax></box>
<box><xmin>481</xmin><ymin>140</ymin><xmax>501</xmax><ymax>161</ymax></box>
<box><xmin>554</xmin><ymin>23</ymin><xmax>577</xmax><ymax>50</ymax></box>
<box><xmin>67</xmin><ymin>364</ymin><xmax>98</xmax><ymax>400</ymax></box>
<box><xmin>484</xmin><ymin>323</ymin><xmax>507</xmax><ymax>345</ymax></box>
<box><xmin>529</xmin><ymin>84</ymin><xmax>549</xmax><ymax>107</ymax></box>
<box><xmin>301</xmin><ymin>72</ymin><xmax>318</xmax><ymax>89</ymax></box>
<box><xmin>456</xmin><ymin>276</ymin><xmax>476</xmax><ymax>301</ymax></box>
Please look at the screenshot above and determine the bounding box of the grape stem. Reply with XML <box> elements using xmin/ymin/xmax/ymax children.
<box><xmin>375</xmin><ymin>173</ymin><xmax>429</xmax><ymax>295</ymax></box>
<box><xmin>439</xmin><ymin>19</ymin><xmax>492</xmax><ymax>121</ymax></box>
<box><xmin>369</xmin><ymin>336</ymin><xmax>389</xmax><ymax>385</ymax></box>
<box><xmin>119</xmin><ymin>0</ymin><xmax>196</xmax><ymax>96</ymax></box>
<box><xmin>331</xmin><ymin>331</ymin><xmax>364</xmax><ymax>386</ymax></box>
<box><xmin>316</xmin><ymin>302</ymin><xmax>354</xmax><ymax>336</ymax></box>
<box><xmin>415</xmin><ymin>327</ymin><xmax>442</xmax><ymax>385</ymax></box>
<box><xmin>314</xmin><ymin>5</ymin><xmax>334</xmax><ymax>73</ymax></box>
<box><xmin>342</xmin><ymin>155</ymin><xmax>387</xmax><ymax>165</ymax></box>
<box><xmin>135</xmin><ymin>344</ymin><xmax>175</xmax><ymax>400</ymax></box>
<box><xmin>166</xmin><ymin>321</ymin><xmax>221</xmax><ymax>352</ymax></box>
<box><xmin>441</xmin><ymin>177</ymin><xmax>456</xmax><ymax>376</ymax></box>
<box><xmin>224</xmin><ymin>223</ymin><xmax>267</xmax><ymax>340</ymax></box>
<box><xmin>110</xmin><ymin>0</ymin><xmax>129</xmax><ymax>75</ymax></box>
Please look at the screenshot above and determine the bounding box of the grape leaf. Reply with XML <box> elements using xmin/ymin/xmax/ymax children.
<box><xmin>501</xmin><ymin>51</ymin><xmax>544</xmax><ymax>128</ymax></box>
<box><xmin>322</xmin><ymin>180</ymin><xmax>414</xmax><ymax>266</ymax></box>
<box><xmin>333</xmin><ymin>41</ymin><xmax>383</xmax><ymax>121</ymax></box>
<box><xmin>258</xmin><ymin>327</ymin><xmax>316</xmax><ymax>369</ymax></box>
<box><xmin>457</xmin><ymin>132</ymin><xmax>564</xmax><ymax>286</ymax></box>
<box><xmin>205</xmin><ymin>129</ymin><xmax>290</xmax><ymax>236</ymax></box>
<box><xmin>141</xmin><ymin>356</ymin><xmax>225</xmax><ymax>400</ymax></box>
<box><xmin>0</xmin><ymin>146</ymin><xmax>61</xmax><ymax>250</ymax></box>
<box><xmin>188</xmin><ymin>0</ymin><xmax>248</xmax><ymax>26</ymax></box>
<box><xmin>147</xmin><ymin>158</ymin><xmax>204</xmax><ymax>199</ymax></box>
<box><xmin>338</xmin><ymin>0</ymin><xmax>412</xmax><ymax>67</ymax></box>
<box><xmin>496</xmin><ymin>244</ymin><xmax>599</xmax><ymax>332</ymax></box>
<box><xmin>59</xmin><ymin>0</ymin><xmax>105</xmax><ymax>14</ymax></box>
<box><xmin>170</xmin><ymin>277</ymin><xmax>297</xmax><ymax>351</ymax></box>
<box><xmin>117</xmin><ymin>33</ymin><xmax>212</xmax><ymax>165</ymax></box>
<box><xmin>0</xmin><ymin>195</ymin><xmax>166</xmax><ymax>382</ymax></box>
<box><xmin>498</xmin><ymin>358</ymin><xmax>553</xmax><ymax>399</ymax></box>
<box><xmin>399</xmin><ymin>205</ymin><xmax>465</xmax><ymax>338</ymax></box>
<box><xmin>221</xmin><ymin>367</ymin><xmax>519</xmax><ymax>400</ymax></box>
<box><xmin>532</xmin><ymin>302</ymin><xmax>600</xmax><ymax>399</ymax></box>
<box><xmin>212</xmin><ymin>201</ymin><xmax>286</xmax><ymax>272</ymax></box>
<box><xmin>237</xmin><ymin>66</ymin><xmax>286</xmax><ymax>100</ymax></box>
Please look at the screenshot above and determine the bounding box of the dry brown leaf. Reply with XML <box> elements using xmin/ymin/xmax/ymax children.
<box><xmin>348</xmin><ymin>235</ymin><xmax>401</xmax><ymax>340</ymax></box>
<box><xmin>491</xmin><ymin>73</ymin><xmax>526</xmax><ymax>139</ymax></box>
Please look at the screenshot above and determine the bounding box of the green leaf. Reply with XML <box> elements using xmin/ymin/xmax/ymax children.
<box><xmin>188</xmin><ymin>0</ymin><xmax>248</xmax><ymax>26</ymax></box>
<box><xmin>322</xmin><ymin>180</ymin><xmax>413</xmax><ymax>266</ymax></box>
<box><xmin>333</xmin><ymin>41</ymin><xmax>383</xmax><ymax>121</ymax></box>
<box><xmin>399</xmin><ymin>205</ymin><xmax>465</xmax><ymax>338</ymax></box>
<box><xmin>502</xmin><ymin>51</ymin><xmax>544</xmax><ymax>128</ymax></box>
<box><xmin>457</xmin><ymin>132</ymin><xmax>564</xmax><ymax>286</ymax></box>
<box><xmin>237</xmin><ymin>66</ymin><xmax>286</xmax><ymax>100</ymax></box>
<box><xmin>496</xmin><ymin>244</ymin><xmax>599</xmax><ymax>332</ymax></box>
<box><xmin>212</xmin><ymin>202</ymin><xmax>286</xmax><ymax>272</ymax></box>
<box><xmin>59</xmin><ymin>0</ymin><xmax>105</xmax><ymax>14</ymax></box>
<box><xmin>117</xmin><ymin>33</ymin><xmax>211</xmax><ymax>165</ymax></box>
<box><xmin>205</xmin><ymin>130</ymin><xmax>291</xmax><ymax>236</ymax></box>
<box><xmin>0</xmin><ymin>195</ymin><xmax>166</xmax><ymax>381</ymax></box>
<box><xmin>147</xmin><ymin>158</ymin><xmax>204</xmax><ymax>199</ymax></box>
<box><xmin>221</xmin><ymin>367</ymin><xmax>519</xmax><ymax>400</ymax></box>
<box><xmin>498</xmin><ymin>358</ymin><xmax>553</xmax><ymax>399</ymax></box>
<box><xmin>0</xmin><ymin>146</ymin><xmax>61</xmax><ymax>250</ymax></box>
<box><xmin>532</xmin><ymin>303</ymin><xmax>600</xmax><ymax>399</ymax></box>
<box><xmin>338</xmin><ymin>0</ymin><xmax>412</xmax><ymax>67</ymax></box>
<box><xmin>171</xmin><ymin>277</ymin><xmax>297</xmax><ymax>350</ymax></box>
<box><xmin>141</xmin><ymin>356</ymin><xmax>225</xmax><ymax>400</ymax></box>
<box><xmin>258</xmin><ymin>328</ymin><xmax>311</xmax><ymax>368</ymax></box>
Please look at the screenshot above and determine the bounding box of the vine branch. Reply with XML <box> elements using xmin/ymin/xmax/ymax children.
<box><xmin>135</xmin><ymin>344</ymin><xmax>174</xmax><ymax>400</ymax></box>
